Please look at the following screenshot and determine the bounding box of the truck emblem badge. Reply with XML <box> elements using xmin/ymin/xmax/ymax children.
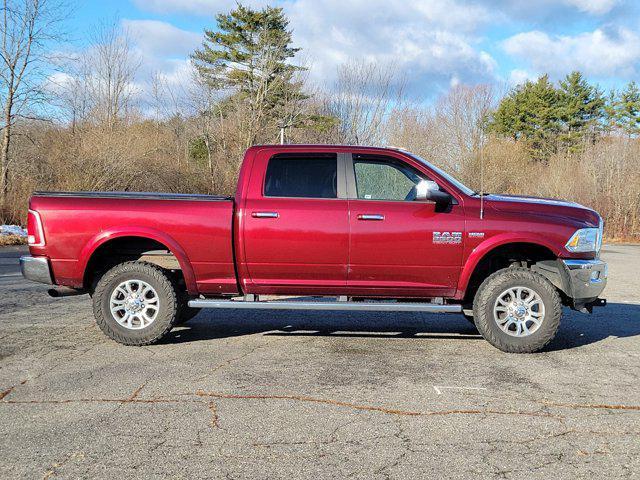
<box><xmin>468</xmin><ymin>232</ymin><xmax>485</xmax><ymax>238</ymax></box>
<box><xmin>433</xmin><ymin>232</ymin><xmax>462</xmax><ymax>244</ymax></box>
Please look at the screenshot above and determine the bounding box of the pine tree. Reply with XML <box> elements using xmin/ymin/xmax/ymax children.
<box><xmin>489</xmin><ymin>75</ymin><xmax>562</xmax><ymax>160</ymax></box>
<box><xmin>614</xmin><ymin>81</ymin><xmax>640</xmax><ymax>137</ymax></box>
<box><xmin>191</xmin><ymin>4</ymin><xmax>306</xmax><ymax>145</ymax></box>
<box><xmin>603</xmin><ymin>89</ymin><xmax>618</xmax><ymax>134</ymax></box>
<box><xmin>557</xmin><ymin>71</ymin><xmax>605</xmax><ymax>151</ymax></box>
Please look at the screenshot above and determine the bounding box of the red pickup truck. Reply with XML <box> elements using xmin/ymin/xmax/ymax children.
<box><xmin>20</xmin><ymin>145</ymin><xmax>607</xmax><ymax>352</ymax></box>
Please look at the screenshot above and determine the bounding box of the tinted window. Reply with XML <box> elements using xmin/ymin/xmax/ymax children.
<box><xmin>265</xmin><ymin>154</ymin><xmax>338</xmax><ymax>198</ymax></box>
<box><xmin>354</xmin><ymin>156</ymin><xmax>425</xmax><ymax>201</ymax></box>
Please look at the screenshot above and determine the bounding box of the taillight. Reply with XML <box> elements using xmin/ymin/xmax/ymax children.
<box><xmin>27</xmin><ymin>209</ymin><xmax>45</xmax><ymax>246</ymax></box>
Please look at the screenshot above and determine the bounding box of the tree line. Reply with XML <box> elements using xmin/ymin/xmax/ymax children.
<box><xmin>489</xmin><ymin>72</ymin><xmax>640</xmax><ymax>159</ymax></box>
<box><xmin>0</xmin><ymin>1</ymin><xmax>638</xmax><ymax>240</ymax></box>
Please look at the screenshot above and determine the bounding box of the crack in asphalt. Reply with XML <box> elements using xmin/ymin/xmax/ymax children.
<box><xmin>4</xmin><ymin>383</ymin><xmax>638</xmax><ymax>423</ymax></box>
<box><xmin>195</xmin><ymin>390</ymin><xmax>559</xmax><ymax>419</ymax></box>
<box><xmin>208</xmin><ymin>401</ymin><xmax>220</xmax><ymax>429</ymax></box>
<box><xmin>540</xmin><ymin>400</ymin><xmax>640</xmax><ymax>411</ymax></box>
<box><xmin>0</xmin><ymin>386</ymin><xmax>14</xmax><ymax>400</ymax></box>
<box><xmin>194</xmin><ymin>342</ymin><xmax>266</xmax><ymax>382</ymax></box>
<box><xmin>42</xmin><ymin>451</ymin><xmax>85</xmax><ymax>480</ymax></box>
<box><xmin>127</xmin><ymin>382</ymin><xmax>147</xmax><ymax>402</ymax></box>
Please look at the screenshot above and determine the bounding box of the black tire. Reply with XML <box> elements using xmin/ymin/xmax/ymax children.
<box><xmin>93</xmin><ymin>261</ymin><xmax>179</xmax><ymax>346</ymax></box>
<box><xmin>473</xmin><ymin>267</ymin><xmax>562</xmax><ymax>353</ymax></box>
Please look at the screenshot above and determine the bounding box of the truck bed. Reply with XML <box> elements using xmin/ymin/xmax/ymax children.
<box><xmin>29</xmin><ymin>191</ymin><xmax>238</xmax><ymax>295</ymax></box>
<box><xmin>33</xmin><ymin>191</ymin><xmax>232</xmax><ymax>201</ymax></box>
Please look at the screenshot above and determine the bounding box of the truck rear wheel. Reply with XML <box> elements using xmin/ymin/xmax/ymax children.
<box><xmin>92</xmin><ymin>261</ymin><xmax>178</xmax><ymax>345</ymax></box>
<box><xmin>472</xmin><ymin>267</ymin><xmax>561</xmax><ymax>353</ymax></box>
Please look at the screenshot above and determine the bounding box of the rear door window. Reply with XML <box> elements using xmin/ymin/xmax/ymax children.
<box><xmin>264</xmin><ymin>154</ymin><xmax>338</xmax><ymax>199</ymax></box>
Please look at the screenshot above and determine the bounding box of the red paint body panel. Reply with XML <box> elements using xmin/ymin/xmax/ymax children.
<box><xmin>28</xmin><ymin>145</ymin><xmax>602</xmax><ymax>301</ymax></box>
<box><xmin>29</xmin><ymin>195</ymin><xmax>237</xmax><ymax>295</ymax></box>
<box><xmin>348</xmin><ymin>199</ymin><xmax>464</xmax><ymax>296</ymax></box>
<box><xmin>239</xmin><ymin>147</ymin><xmax>349</xmax><ymax>292</ymax></box>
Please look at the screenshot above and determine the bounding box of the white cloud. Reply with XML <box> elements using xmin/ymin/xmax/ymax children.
<box><xmin>502</xmin><ymin>27</ymin><xmax>640</xmax><ymax>78</ymax></box>
<box><xmin>131</xmin><ymin>0</ymin><xmax>499</xmax><ymax>96</ymax></box>
<box><xmin>126</xmin><ymin>0</ymin><xmax>638</xmax><ymax>102</ymax></box>
<box><xmin>563</xmin><ymin>0</ymin><xmax>619</xmax><ymax>14</ymax></box>
<box><xmin>508</xmin><ymin>69</ymin><xmax>536</xmax><ymax>86</ymax></box>
<box><xmin>132</xmin><ymin>0</ymin><xmax>262</xmax><ymax>15</ymax></box>
<box><xmin>286</xmin><ymin>0</ymin><xmax>497</xmax><ymax>95</ymax></box>
<box><xmin>122</xmin><ymin>19</ymin><xmax>202</xmax><ymax>58</ymax></box>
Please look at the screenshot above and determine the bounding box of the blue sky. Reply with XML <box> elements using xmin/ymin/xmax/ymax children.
<box><xmin>65</xmin><ymin>0</ymin><xmax>640</xmax><ymax>101</ymax></box>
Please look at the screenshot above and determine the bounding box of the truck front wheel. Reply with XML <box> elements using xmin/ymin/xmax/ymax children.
<box><xmin>92</xmin><ymin>261</ymin><xmax>179</xmax><ymax>345</ymax></box>
<box><xmin>472</xmin><ymin>267</ymin><xmax>562</xmax><ymax>353</ymax></box>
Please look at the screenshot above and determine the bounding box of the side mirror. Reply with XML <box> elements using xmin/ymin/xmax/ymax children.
<box><xmin>415</xmin><ymin>180</ymin><xmax>452</xmax><ymax>206</ymax></box>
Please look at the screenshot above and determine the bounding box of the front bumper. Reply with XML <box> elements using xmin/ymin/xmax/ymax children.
<box><xmin>20</xmin><ymin>256</ymin><xmax>53</xmax><ymax>284</ymax></box>
<box><xmin>533</xmin><ymin>258</ymin><xmax>607</xmax><ymax>312</ymax></box>
<box><xmin>561</xmin><ymin>259</ymin><xmax>607</xmax><ymax>299</ymax></box>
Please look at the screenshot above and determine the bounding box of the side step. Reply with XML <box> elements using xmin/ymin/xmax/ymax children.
<box><xmin>188</xmin><ymin>298</ymin><xmax>462</xmax><ymax>313</ymax></box>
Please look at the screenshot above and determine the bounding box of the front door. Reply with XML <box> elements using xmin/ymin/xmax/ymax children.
<box><xmin>347</xmin><ymin>153</ymin><xmax>465</xmax><ymax>297</ymax></box>
<box><xmin>242</xmin><ymin>151</ymin><xmax>349</xmax><ymax>294</ymax></box>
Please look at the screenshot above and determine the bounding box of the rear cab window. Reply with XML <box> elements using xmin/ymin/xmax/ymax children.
<box><xmin>264</xmin><ymin>153</ymin><xmax>338</xmax><ymax>199</ymax></box>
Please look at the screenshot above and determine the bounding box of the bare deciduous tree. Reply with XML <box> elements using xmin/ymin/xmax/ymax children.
<box><xmin>57</xmin><ymin>21</ymin><xmax>142</xmax><ymax>131</ymax></box>
<box><xmin>327</xmin><ymin>60</ymin><xmax>406</xmax><ymax>145</ymax></box>
<box><xmin>87</xmin><ymin>22</ymin><xmax>140</xmax><ymax>129</ymax></box>
<box><xmin>434</xmin><ymin>84</ymin><xmax>494</xmax><ymax>168</ymax></box>
<box><xmin>0</xmin><ymin>0</ymin><xmax>65</xmax><ymax>214</ymax></box>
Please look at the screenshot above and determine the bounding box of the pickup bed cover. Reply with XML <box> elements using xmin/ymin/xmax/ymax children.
<box><xmin>32</xmin><ymin>191</ymin><xmax>232</xmax><ymax>201</ymax></box>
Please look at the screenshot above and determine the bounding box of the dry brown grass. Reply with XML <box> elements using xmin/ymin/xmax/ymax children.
<box><xmin>1</xmin><ymin>86</ymin><xmax>638</xmax><ymax>242</ymax></box>
<box><xmin>0</xmin><ymin>235</ymin><xmax>26</xmax><ymax>246</ymax></box>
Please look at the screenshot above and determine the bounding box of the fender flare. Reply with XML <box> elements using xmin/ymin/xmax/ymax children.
<box><xmin>77</xmin><ymin>226</ymin><xmax>198</xmax><ymax>295</ymax></box>
<box><xmin>456</xmin><ymin>234</ymin><xmax>561</xmax><ymax>298</ymax></box>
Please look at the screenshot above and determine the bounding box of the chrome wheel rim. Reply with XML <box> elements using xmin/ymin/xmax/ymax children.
<box><xmin>493</xmin><ymin>286</ymin><xmax>545</xmax><ymax>337</ymax></box>
<box><xmin>110</xmin><ymin>280</ymin><xmax>159</xmax><ymax>330</ymax></box>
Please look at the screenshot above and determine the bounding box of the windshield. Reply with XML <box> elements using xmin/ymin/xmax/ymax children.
<box><xmin>405</xmin><ymin>152</ymin><xmax>476</xmax><ymax>196</ymax></box>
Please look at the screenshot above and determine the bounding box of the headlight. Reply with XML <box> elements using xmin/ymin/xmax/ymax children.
<box><xmin>565</xmin><ymin>227</ymin><xmax>599</xmax><ymax>253</ymax></box>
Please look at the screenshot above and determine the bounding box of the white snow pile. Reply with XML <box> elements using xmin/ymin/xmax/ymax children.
<box><xmin>0</xmin><ymin>225</ymin><xmax>27</xmax><ymax>237</ymax></box>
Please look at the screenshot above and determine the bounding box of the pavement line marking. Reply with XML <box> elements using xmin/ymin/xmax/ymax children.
<box><xmin>433</xmin><ymin>386</ymin><xmax>488</xmax><ymax>395</ymax></box>
<box><xmin>0</xmin><ymin>273</ymin><xmax>21</xmax><ymax>277</ymax></box>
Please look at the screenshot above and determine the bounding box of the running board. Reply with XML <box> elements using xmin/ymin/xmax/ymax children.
<box><xmin>188</xmin><ymin>299</ymin><xmax>462</xmax><ymax>313</ymax></box>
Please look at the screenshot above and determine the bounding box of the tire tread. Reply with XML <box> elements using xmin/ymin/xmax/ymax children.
<box><xmin>472</xmin><ymin>267</ymin><xmax>562</xmax><ymax>353</ymax></box>
<box><xmin>92</xmin><ymin>261</ymin><xmax>178</xmax><ymax>346</ymax></box>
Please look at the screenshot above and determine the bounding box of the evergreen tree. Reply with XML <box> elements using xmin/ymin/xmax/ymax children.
<box><xmin>603</xmin><ymin>89</ymin><xmax>618</xmax><ymax>133</ymax></box>
<box><xmin>489</xmin><ymin>75</ymin><xmax>561</xmax><ymax>160</ymax></box>
<box><xmin>191</xmin><ymin>4</ymin><xmax>306</xmax><ymax>145</ymax></box>
<box><xmin>557</xmin><ymin>71</ymin><xmax>605</xmax><ymax>150</ymax></box>
<box><xmin>614</xmin><ymin>81</ymin><xmax>640</xmax><ymax>137</ymax></box>
<box><xmin>488</xmin><ymin>72</ymin><xmax>613</xmax><ymax>158</ymax></box>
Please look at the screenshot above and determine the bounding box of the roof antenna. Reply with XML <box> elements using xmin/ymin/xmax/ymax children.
<box><xmin>479</xmin><ymin>132</ymin><xmax>485</xmax><ymax>220</ymax></box>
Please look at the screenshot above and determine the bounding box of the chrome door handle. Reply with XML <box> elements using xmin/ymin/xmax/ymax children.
<box><xmin>252</xmin><ymin>212</ymin><xmax>279</xmax><ymax>218</ymax></box>
<box><xmin>357</xmin><ymin>214</ymin><xmax>384</xmax><ymax>221</ymax></box>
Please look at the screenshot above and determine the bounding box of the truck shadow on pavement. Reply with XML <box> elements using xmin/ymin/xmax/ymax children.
<box><xmin>161</xmin><ymin>302</ymin><xmax>640</xmax><ymax>352</ymax></box>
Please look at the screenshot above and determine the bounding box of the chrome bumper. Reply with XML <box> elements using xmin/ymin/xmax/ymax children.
<box><xmin>560</xmin><ymin>259</ymin><xmax>607</xmax><ymax>302</ymax></box>
<box><xmin>20</xmin><ymin>256</ymin><xmax>53</xmax><ymax>284</ymax></box>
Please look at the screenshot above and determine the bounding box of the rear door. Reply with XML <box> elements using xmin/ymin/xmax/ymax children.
<box><xmin>241</xmin><ymin>151</ymin><xmax>350</xmax><ymax>294</ymax></box>
<box><xmin>347</xmin><ymin>152</ymin><xmax>465</xmax><ymax>297</ymax></box>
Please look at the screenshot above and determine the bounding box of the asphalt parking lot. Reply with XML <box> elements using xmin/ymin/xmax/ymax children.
<box><xmin>0</xmin><ymin>244</ymin><xmax>638</xmax><ymax>479</ymax></box>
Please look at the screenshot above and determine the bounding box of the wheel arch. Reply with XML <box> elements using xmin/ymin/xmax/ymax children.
<box><xmin>458</xmin><ymin>238</ymin><xmax>559</xmax><ymax>303</ymax></box>
<box><xmin>78</xmin><ymin>227</ymin><xmax>197</xmax><ymax>295</ymax></box>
